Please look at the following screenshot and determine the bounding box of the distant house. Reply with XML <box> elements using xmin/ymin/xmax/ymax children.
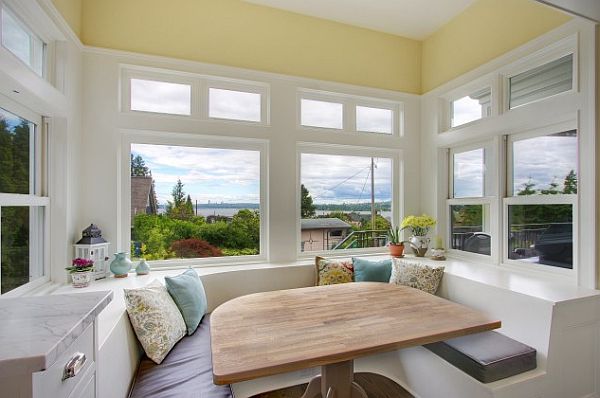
<box><xmin>131</xmin><ymin>176</ymin><xmax>157</xmax><ymax>217</ymax></box>
<box><xmin>301</xmin><ymin>218</ymin><xmax>352</xmax><ymax>252</ymax></box>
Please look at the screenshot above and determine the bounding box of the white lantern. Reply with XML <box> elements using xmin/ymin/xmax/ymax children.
<box><xmin>74</xmin><ymin>224</ymin><xmax>110</xmax><ymax>280</ymax></box>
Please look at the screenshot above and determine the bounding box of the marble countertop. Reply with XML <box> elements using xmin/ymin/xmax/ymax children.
<box><xmin>0</xmin><ymin>290</ymin><xmax>113</xmax><ymax>377</ymax></box>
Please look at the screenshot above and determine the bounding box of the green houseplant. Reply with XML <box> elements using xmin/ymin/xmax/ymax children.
<box><xmin>66</xmin><ymin>258</ymin><xmax>95</xmax><ymax>288</ymax></box>
<box><xmin>387</xmin><ymin>226</ymin><xmax>405</xmax><ymax>257</ymax></box>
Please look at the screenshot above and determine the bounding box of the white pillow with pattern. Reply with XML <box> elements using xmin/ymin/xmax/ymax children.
<box><xmin>389</xmin><ymin>258</ymin><xmax>444</xmax><ymax>295</ymax></box>
<box><xmin>124</xmin><ymin>280</ymin><xmax>186</xmax><ymax>364</ymax></box>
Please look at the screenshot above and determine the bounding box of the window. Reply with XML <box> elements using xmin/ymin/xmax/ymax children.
<box><xmin>130</xmin><ymin>143</ymin><xmax>262</xmax><ymax>262</ymax></box>
<box><xmin>506</xmin><ymin>128</ymin><xmax>577</xmax><ymax>269</ymax></box>
<box><xmin>208</xmin><ymin>88</ymin><xmax>261</xmax><ymax>122</ymax></box>
<box><xmin>0</xmin><ymin>106</ymin><xmax>47</xmax><ymax>294</ymax></box>
<box><xmin>448</xmin><ymin>145</ymin><xmax>492</xmax><ymax>257</ymax></box>
<box><xmin>299</xmin><ymin>151</ymin><xmax>393</xmax><ymax>253</ymax></box>
<box><xmin>1</xmin><ymin>6</ymin><xmax>44</xmax><ymax>76</ymax></box>
<box><xmin>451</xmin><ymin>87</ymin><xmax>491</xmax><ymax>127</ymax></box>
<box><xmin>130</xmin><ymin>78</ymin><xmax>192</xmax><ymax>115</ymax></box>
<box><xmin>356</xmin><ymin>106</ymin><xmax>393</xmax><ymax>134</ymax></box>
<box><xmin>509</xmin><ymin>54</ymin><xmax>573</xmax><ymax>109</ymax></box>
<box><xmin>300</xmin><ymin>99</ymin><xmax>343</xmax><ymax>129</ymax></box>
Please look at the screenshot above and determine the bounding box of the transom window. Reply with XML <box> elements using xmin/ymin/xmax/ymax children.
<box><xmin>300</xmin><ymin>99</ymin><xmax>343</xmax><ymax>129</ymax></box>
<box><xmin>1</xmin><ymin>5</ymin><xmax>45</xmax><ymax>76</ymax></box>
<box><xmin>130</xmin><ymin>78</ymin><xmax>192</xmax><ymax>115</ymax></box>
<box><xmin>451</xmin><ymin>87</ymin><xmax>491</xmax><ymax>128</ymax></box>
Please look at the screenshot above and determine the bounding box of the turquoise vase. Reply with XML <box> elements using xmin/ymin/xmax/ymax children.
<box><xmin>135</xmin><ymin>259</ymin><xmax>150</xmax><ymax>275</ymax></box>
<box><xmin>110</xmin><ymin>252</ymin><xmax>132</xmax><ymax>278</ymax></box>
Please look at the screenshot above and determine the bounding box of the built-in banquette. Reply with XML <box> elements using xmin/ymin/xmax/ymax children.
<box><xmin>50</xmin><ymin>257</ymin><xmax>600</xmax><ymax>398</ymax></box>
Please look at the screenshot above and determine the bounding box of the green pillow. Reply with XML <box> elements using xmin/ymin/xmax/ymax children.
<box><xmin>165</xmin><ymin>269</ymin><xmax>207</xmax><ymax>335</ymax></box>
<box><xmin>352</xmin><ymin>257</ymin><xmax>392</xmax><ymax>283</ymax></box>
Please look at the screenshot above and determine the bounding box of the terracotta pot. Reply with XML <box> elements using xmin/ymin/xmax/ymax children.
<box><xmin>388</xmin><ymin>243</ymin><xmax>405</xmax><ymax>257</ymax></box>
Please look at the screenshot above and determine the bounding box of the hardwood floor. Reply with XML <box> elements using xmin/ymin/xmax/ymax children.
<box><xmin>249</xmin><ymin>372</ymin><xmax>414</xmax><ymax>398</ymax></box>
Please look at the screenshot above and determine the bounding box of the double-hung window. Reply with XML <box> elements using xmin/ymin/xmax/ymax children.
<box><xmin>505</xmin><ymin>124</ymin><xmax>577</xmax><ymax>270</ymax></box>
<box><xmin>448</xmin><ymin>143</ymin><xmax>495</xmax><ymax>257</ymax></box>
<box><xmin>0</xmin><ymin>101</ymin><xmax>48</xmax><ymax>295</ymax></box>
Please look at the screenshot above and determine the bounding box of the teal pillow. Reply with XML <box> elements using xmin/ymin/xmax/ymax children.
<box><xmin>352</xmin><ymin>258</ymin><xmax>392</xmax><ymax>283</ymax></box>
<box><xmin>165</xmin><ymin>269</ymin><xmax>207</xmax><ymax>335</ymax></box>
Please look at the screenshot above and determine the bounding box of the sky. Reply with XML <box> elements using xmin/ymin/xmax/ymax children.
<box><xmin>452</xmin><ymin>95</ymin><xmax>483</xmax><ymax>127</ymax></box>
<box><xmin>453</xmin><ymin>132</ymin><xmax>578</xmax><ymax>197</ymax></box>
<box><xmin>132</xmin><ymin>144</ymin><xmax>393</xmax><ymax>206</ymax></box>
<box><xmin>132</xmin><ymin>144</ymin><xmax>260</xmax><ymax>205</ymax></box>
<box><xmin>301</xmin><ymin>153</ymin><xmax>392</xmax><ymax>205</ymax></box>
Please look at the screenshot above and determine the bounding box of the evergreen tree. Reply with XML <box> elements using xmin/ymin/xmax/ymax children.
<box><xmin>301</xmin><ymin>184</ymin><xmax>316</xmax><ymax>218</ymax></box>
<box><xmin>517</xmin><ymin>180</ymin><xmax>537</xmax><ymax>196</ymax></box>
<box><xmin>540</xmin><ymin>180</ymin><xmax>560</xmax><ymax>195</ymax></box>
<box><xmin>131</xmin><ymin>154</ymin><xmax>150</xmax><ymax>177</ymax></box>
<box><xmin>166</xmin><ymin>179</ymin><xmax>193</xmax><ymax>219</ymax></box>
<box><xmin>563</xmin><ymin>170</ymin><xmax>577</xmax><ymax>194</ymax></box>
<box><xmin>185</xmin><ymin>194</ymin><xmax>194</xmax><ymax>216</ymax></box>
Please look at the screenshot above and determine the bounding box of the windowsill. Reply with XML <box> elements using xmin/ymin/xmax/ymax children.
<box><xmin>33</xmin><ymin>254</ymin><xmax>599</xmax><ymax>349</ymax></box>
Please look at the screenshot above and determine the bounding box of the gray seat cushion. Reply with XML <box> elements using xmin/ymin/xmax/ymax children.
<box><xmin>129</xmin><ymin>314</ymin><xmax>233</xmax><ymax>398</ymax></box>
<box><xmin>424</xmin><ymin>331</ymin><xmax>537</xmax><ymax>383</ymax></box>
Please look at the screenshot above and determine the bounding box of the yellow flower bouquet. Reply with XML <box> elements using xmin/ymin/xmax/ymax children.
<box><xmin>400</xmin><ymin>214</ymin><xmax>436</xmax><ymax>237</ymax></box>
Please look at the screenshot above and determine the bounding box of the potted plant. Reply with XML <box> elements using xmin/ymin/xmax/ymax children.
<box><xmin>401</xmin><ymin>214</ymin><xmax>437</xmax><ymax>257</ymax></box>
<box><xmin>66</xmin><ymin>258</ymin><xmax>95</xmax><ymax>288</ymax></box>
<box><xmin>387</xmin><ymin>226</ymin><xmax>405</xmax><ymax>257</ymax></box>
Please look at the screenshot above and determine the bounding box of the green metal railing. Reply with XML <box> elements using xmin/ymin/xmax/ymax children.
<box><xmin>332</xmin><ymin>229</ymin><xmax>387</xmax><ymax>250</ymax></box>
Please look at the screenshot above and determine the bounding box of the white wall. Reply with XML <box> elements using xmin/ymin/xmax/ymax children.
<box><xmin>79</xmin><ymin>48</ymin><xmax>422</xmax><ymax>265</ymax></box>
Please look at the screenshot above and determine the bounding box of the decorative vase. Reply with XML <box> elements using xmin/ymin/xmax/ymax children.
<box><xmin>71</xmin><ymin>271</ymin><xmax>93</xmax><ymax>288</ymax></box>
<box><xmin>409</xmin><ymin>236</ymin><xmax>430</xmax><ymax>257</ymax></box>
<box><xmin>135</xmin><ymin>259</ymin><xmax>150</xmax><ymax>275</ymax></box>
<box><xmin>110</xmin><ymin>252</ymin><xmax>132</xmax><ymax>278</ymax></box>
<box><xmin>388</xmin><ymin>243</ymin><xmax>405</xmax><ymax>258</ymax></box>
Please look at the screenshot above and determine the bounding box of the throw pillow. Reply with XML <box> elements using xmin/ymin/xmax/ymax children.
<box><xmin>124</xmin><ymin>280</ymin><xmax>186</xmax><ymax>364</ymax></box>
<box><xmin>315</xmin><ymin>256</ymin><xmax>354</xmax><ymax>286</ymax></box>
<box><xmin>389</xmin><ymin>258</ymin><xmax>445</xmax><ymax>294</ymax></box>
<box><xmin>352</xmin><ymin>257</ymin><xmax>392</xmax><ymax>283</ymax></box>
<box><xmin>165</xmin><ymin>268</ymin><xmax>208</xmax><ymax>335</ymax></box>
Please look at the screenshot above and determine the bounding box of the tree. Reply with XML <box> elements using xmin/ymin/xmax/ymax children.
<box><xmin>517</xmin><ymin>180</ymin><xmax>537</xmax><ymax>196</ymax></box>
<box><xmin>563</xmin><ymin>170</ymin><xmax>577</xmax><ymax>194</ymax></box>
<box><xmin>540</xmin><ymin>180</ymin><xmax>560</xmax><ymax>195</ymax></box>
<box><xmin>301</xmin><ymin>184</ymin><xmax>316</xmax><ymax>218</ymax></box>
<box><xmin>131</xmin><ymin>154</ymin><xmax>150</xmax><ymax>177</ymax></box>
<box><xmin>166</xmin><ymin>179</ymin><xmax>194</xmax><ymax>219</ymax></box>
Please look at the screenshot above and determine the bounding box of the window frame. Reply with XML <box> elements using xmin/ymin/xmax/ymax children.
<box><xmin>121</xmin><ymin>65</ymin><xmax>270</xmax><ymax>125</ymax></box>
<box><xmin>503</xmin><ymin>120</ymin><xmax>578</xmax><ymax>276</ymax></box>
<box><xmin>121</xmin><ymin>129</ymin><xmax>269</xmax><ymax>268</ymax></box>
<box><xmin>296</xmin><ymin>142</ymin><xmax>402</xmax><ymax>259</ymax></box>
<box><xmin>297</xmin><ymin>89</ymin><xmax>403</xmax><ymax>136</ymax></box>
<box><xmin>0</xmin><ymin>94</ymin><xmax>49</xmax><ymax>296</ymax></box>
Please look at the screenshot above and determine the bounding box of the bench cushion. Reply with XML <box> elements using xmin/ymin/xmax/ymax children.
<box><xmin>129</xmin><ymin>314</ymin><xmax>233</xmax><ymax>398</ymax></box>
<box><xmin>424</xmin><ymin>331</ymin><xmax>537</xmax><ymax>383</ymax></box>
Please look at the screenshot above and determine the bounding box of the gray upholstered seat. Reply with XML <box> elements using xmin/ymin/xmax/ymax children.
<box><xmin>424</xmin><ymin>331</ymin><xmax>537</xmax><ymax>383</ymax></box>
<box><xmin>129</xmin><ymin>314</ymin><xmax>233</xmax><ymax>398</ymax></box>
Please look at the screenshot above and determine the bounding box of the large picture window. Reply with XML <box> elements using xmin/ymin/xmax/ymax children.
<box><xmin>129</xmin><ymin>143</ymin><xmax>262</xmax><ymax>262</ymax></box>
<box><xmin>0</xmin><ymin>106</ymin><xmax>47</xmax><ymax>294</ymax></box>
<box><xmin>299</xmin><ymin>151</ymin><xmax>393</xmax><ymax>253</ymax></box>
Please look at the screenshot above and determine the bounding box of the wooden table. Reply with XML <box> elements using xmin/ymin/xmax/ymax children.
<box><xmin>211</xmin><ymin>282</ymin><xmax>500</xmax><ymax>398</ymax></box>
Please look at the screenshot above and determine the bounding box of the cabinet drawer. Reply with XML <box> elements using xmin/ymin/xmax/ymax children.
<box><xmin>32</xmin><ymin>324</ymin><xmax>95</xmax><ymax>398</ymax></box>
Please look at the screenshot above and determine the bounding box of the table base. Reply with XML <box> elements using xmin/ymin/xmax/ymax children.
<box><xmin>300</xmin><ymin>360</ymin><xmax>368</xmax><ymax>398</ymax></box>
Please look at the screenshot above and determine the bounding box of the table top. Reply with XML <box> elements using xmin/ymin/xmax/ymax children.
<box><xmin>210</xmin><ymin>282</ymin><xmax>500</xmax><ymax>384</ymax></box>
<box><xmin>0</xmin><ymin>290</ymin><xmax>113</xmax><ymax>377</ymax></box>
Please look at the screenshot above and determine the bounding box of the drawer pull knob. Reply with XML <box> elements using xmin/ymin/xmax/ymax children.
<box><xmin>62</xmin><ymin>352</ymin><xmax>86</xmax><ymax>381</ymax></box>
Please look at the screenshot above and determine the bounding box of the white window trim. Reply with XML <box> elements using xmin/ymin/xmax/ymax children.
<box><xmin>297</xmin><ymin>88</ymin><xmax>403</xmax><ymax>136</ymax></box>
<box><xmin>296</xmin><ymin>142</ymin><xmax>402</xmax><ymax>259</ymax></box>
<box><xmin>120</xmin><ymin>129</ymin><xmax>269</xmax><ymax>268</ymax></box>
<box><xmin>120</xmin><ymin>65</ymin><xmax>270</xmax><ymax>125</ymax></box>
<box><xmin>501</xmin><ymin>34</ymin><xmax>578</xmax><ymax>112</ymax></box>
<box><xmin>0</xmin><ymin>95</ymin><xmax>50</xmax><ymax>296</ymax></box>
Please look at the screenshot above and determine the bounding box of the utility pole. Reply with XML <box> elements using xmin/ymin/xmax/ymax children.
<box><xmin>371</xmin><ymin>157</ymin><xmax>376</xmax><ymax>247</ymax></box>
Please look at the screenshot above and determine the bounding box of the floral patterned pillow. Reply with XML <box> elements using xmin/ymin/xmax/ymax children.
<box><xmin>124</xmin><ymin>280</ymin><xmax>186</xmax><ymax>364</ymax></box>
<box><xmin>389</xmin><ymin>258</ymin><xmax>444</xmax><ymax>295</ymax></box>
<box><xmin>315</xmin><ymin>256</ymin><xmax>354</xmax><ymax>286</ymax></box>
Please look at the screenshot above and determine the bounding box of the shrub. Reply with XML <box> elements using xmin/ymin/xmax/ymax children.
<box><xmin>170</xmin><ymin>238</ymin><xmax>222</xmax><ymax>258</ymax></box>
